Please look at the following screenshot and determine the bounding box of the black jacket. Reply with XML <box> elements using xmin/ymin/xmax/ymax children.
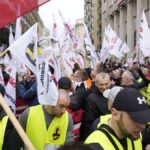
<box><xmin>80</xmin><ymin>85</ymin><xmax>109</xmax><ymax>141</ymax></box>
<box><xmin>70</xmin><ymin>83</ymin><xmax>89</xmax><ymax>111</ymax></box>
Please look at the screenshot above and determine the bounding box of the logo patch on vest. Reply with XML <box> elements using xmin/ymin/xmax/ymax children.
<box><xmin>52</xmin><ymin>127</ymin><xmax>60</xmax><ymax>140</ymax></box>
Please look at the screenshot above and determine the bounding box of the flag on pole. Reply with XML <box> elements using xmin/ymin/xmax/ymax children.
<box><xmin>100</xmin><ymin>25</ymin><xmax>111</xmax><ymax>63</ymax></box>
<box><xmin>83</xmin><ymin>23</ymin><xmax>99</xmax><ymax>66</ymax></box>
<box><xmin>51</xmin><ymin>14</ymin><xmax>61</xmax><ymax>81</ymax></box>
<box><xmin>100</xmin><ymin>25</ymin><xmax>129</xmax><ymax>61</ymax></box>
<box><xmin>59</xmin><ymin>11</ymin><xmax>84</xmax><ymax>70</ymax></box>
<box><xmin>36</xmin><ymin>47</ymin><xmax>58</xmax><ymax>106</ymax></box>
<box><xmin>0</xmin><ymin>0</ymin><xmax>50</xmax><ymax>29</ymax></box>
<box><xmin>9</xmin><ymin>24</ymin><xmax>37</xmax><ymax>74</ymax></box>
<box><xmin>139</xmin><ymin>11</ymin><xmax>150</xmax><ymax>57</ymax></box>
<box><xmin>108</xmin><ymin>27</ymin><xmax>129</xmax><ymax>58</ymax></box>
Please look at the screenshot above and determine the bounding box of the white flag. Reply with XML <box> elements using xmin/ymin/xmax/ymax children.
<box><xmin>83</xmin><ymin>23</ymin><xmax>99</xmax><ymax>66</ymax></box>
<box><xmin>139</xmin><ymin>11</ymin><xmax>150</xmax><ymax>57</ymax></box>
<box><xmin>9</xmin><ymin>24</ymin><xmax>37</xmax><ymax>74</ymax></box>
<box><xmin>100</xmin><ymin>25</ymin><xmax>110</xmax><ymax>63</ymax></box>
<box><xmin>51</xmin><ymin>14</ymin><xmax>62</xmax><ymax>81</ymax></box>
<box><xmin>4</xmin><ymin>64</ymin><xmax>16</xmax><ymax>112</ymax></box>
<box><xmin>59</xmin><ymin>10</ymin><xmax>84</xmax><ymax>69</ymax></box>
<box><xmin>105</xmin><ymin>25</ymin><xmax>129</xmax><ymax>59</ymax></box>
<box><xmin>36</xmin><ymin>47</ymin><xmax>58</xmax><ymax>106</ymax></box>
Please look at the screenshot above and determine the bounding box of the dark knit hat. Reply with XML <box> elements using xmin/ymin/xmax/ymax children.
<box><xmin>58</xmin><ymin>77</ymin><xmax>72</xmax><ymax>90</ymax></box>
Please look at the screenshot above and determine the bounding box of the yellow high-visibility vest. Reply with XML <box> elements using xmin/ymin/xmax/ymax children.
<box><xmin>0</xmin><ymin>116</ymin><xmax>8</xmax><ymax>150</ymax></box>
<box><xmin>26</xmin><ymin>105</ymin><xmax>68</xmax><ymax>150</ymax></box>
<box><xmin>85</xmin><ymin>124</ymin><xmax>142</xmax><ymax>150</ymax></box>
<box><xmin>97</xmin><ymin>114</ymin><xmax>112</xmax><ymax>128</ymax></box>
<box><xmin>147</xmin><ymin>84</ymin><xmax>150</xmax><ymax>106</ymax></box>
<box><xmin>138</xmin><ymin>78</ymin><xmax>147</xmax><ymax>98</ymax></box>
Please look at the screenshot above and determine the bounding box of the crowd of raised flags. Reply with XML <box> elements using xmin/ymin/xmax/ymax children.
<box><xmin>100</xmin><ymin>10</ymin><xmax>150</xmax><ymax>65</ymax></box>
<box><xmin>0</xmin><ymin>10</ymin><xmax>150</xmax><ymax>114</ymax></box>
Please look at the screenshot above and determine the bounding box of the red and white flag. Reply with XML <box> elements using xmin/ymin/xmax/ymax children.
<box><xmin>4</xmin><ymin>64</ymin><xmax>16</xmax><ymax>112</ymax></box>
<box><xmin>0</xmin><ymin>0</ymin><xmax>50</xmax><ymax>29</ymax></box>
<box><xmin>51</xmin><ymin>14</ymin><xmax>61</xmax><ymax>81</ymax></box>
<box><xmin>59</xmin><ymin>11</ymin><xmax>84</xmax><ymax>70</ymax></box>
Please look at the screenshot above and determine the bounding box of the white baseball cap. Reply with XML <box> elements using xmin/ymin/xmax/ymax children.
<box><xmin>103</xmin><ymin>86</ymin><xmax>123</xmax><ymax>103</ymax></box>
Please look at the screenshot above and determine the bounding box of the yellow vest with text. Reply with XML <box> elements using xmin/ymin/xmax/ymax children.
<box><xmin>0</xmin><ymin>116</ymin><xmax>8</xmax><ymax>150</ymax></box>
<box><xmin>26</xmin><ymin>105</ymin><xmax>69</xmax><ymax>150</ymax></box>
<box><xmin>85</xmin><ymin>125</ymin><xmax>142</xmax><ymax>150</ymax></box>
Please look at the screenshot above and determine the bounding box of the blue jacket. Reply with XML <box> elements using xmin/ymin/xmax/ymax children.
<box><xmin>17</xmin><ymin>80</ymin><xmax>39</xmax><ymax>106</ymax></box>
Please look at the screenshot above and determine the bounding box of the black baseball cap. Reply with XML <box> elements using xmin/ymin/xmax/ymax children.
<box><xmin>113</xmin><ymin>88</ymin><xmax>150</xmax><ymax>123</ymax></box>
<box><xmin>58</xmin><ymin>76</ymin><xmax>72</xmax><ymax>90</ymax></box>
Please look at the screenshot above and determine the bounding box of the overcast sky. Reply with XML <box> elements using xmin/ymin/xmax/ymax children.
<box><xmin>39</xmin><ymin>0</ymin><xmax>84</xmax><ymax>29</ymax></box>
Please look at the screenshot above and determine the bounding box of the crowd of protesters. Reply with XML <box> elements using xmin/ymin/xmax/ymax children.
<box><xmin>0</xmin><ymin>57</ymin><xmax>150</xmax><ymax>149</ymax></box>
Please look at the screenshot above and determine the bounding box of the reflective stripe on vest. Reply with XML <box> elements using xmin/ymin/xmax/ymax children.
<box><xmin>0</xmin><ymin>116</ymin><xmax>8</xmax><ymax>149</ymax></box>
<box><xmin>26</xmin><ymin>105</ymin><xmax>68</xmax><ymax>150</ymax></box>
<box><xmin>97</xmin><ymin>114</ymin><xmax>112</xmax><ymax>128</ymax></box>
<box><xmin>85</xmin><ymin>124</ymin><xmax>142</xmax><ymax>150</ymax></box>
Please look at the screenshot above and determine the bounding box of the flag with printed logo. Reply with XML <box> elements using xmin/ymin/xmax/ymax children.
<box><xmin>9</xmin><ymin>24</ymin><xmax>37</xmax><ymax>74</ymax></box>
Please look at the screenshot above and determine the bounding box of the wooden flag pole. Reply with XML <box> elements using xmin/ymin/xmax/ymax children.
<box><xmin>0</xmin><ymin>94</ymin><xmax>35</xmax><ymax>150</ymax></box>
<box><xmin>0</xmin><ymin>49</ymin><xmax>9</xmax><ymax>58</ymax></box>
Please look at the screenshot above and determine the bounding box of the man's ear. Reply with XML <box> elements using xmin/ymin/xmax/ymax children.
<box><xmin>111</xmin><ymin>108</ymin><xmax>120</xmax><ymax>121</ymax></box>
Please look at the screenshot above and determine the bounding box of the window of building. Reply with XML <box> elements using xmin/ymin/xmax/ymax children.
<box><xmin>134</xmin><ymin>30</ymin><xmax>136</xmax><ymax>47</ymax></box>
<box><xmin>86</xmin><ymin>0</ymin><xmax>92</xmax><ymax>4</ymax></box>
<box><xmin>144</xmin><ymin>0</ymin><xmax>149</xmax><ymax>10</ymax></box>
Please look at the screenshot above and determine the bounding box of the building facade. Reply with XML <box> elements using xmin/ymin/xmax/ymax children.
<box><xmin>102</xmin><ymin>0</ymin><xmax>150</xmax><ymax>50</ymax></box>
<box><xmin>21</xmin><ymin>9</ymin><xmax>44</xmax><ymax>36</ymax></box>
<box><xmin>84</xmin><ymin>0</ymin><xmax>101</xmax><ymax>51</ymax></box>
